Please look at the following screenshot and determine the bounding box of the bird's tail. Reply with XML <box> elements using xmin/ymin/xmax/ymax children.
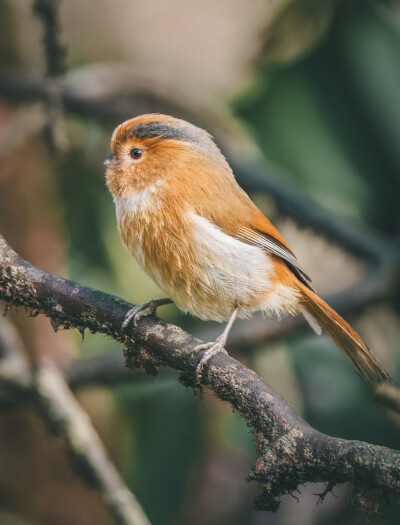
<box><xmin>297</xmin><ymin>280</ymin><xmax>394</xmax><ymax>386</ymax></box>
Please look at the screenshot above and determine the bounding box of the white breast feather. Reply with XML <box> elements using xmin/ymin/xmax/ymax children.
<box><xmin>114</xmin><ymin>181</ymin><xmax>163</xmax><ymax>218</ymax></box>
<box><xmin>188</xmin><ymin>213</ymin><xmax>300</xmax><ymax>320</ymax></box>
<box><xmin>190</xmin><ymin>212</ymin><xmax>272</xmax><ymax>290</ymax></box>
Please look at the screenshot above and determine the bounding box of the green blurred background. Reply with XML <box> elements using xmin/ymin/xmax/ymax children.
<box><xmin>0</xmin><ymin>0</ymin><xmax>400</xmax><ymax>523</ymax></box>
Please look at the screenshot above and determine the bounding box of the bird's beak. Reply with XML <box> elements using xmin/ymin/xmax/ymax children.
<box><xmin>104</xmin><ymin>153</ymin><xmax>116</xmax><ymax>166</ymax></box>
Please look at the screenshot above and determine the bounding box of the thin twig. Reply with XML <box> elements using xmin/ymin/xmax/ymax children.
<box><xmin>33</xmin><ymin>0</ymin><xmax>69</xmax><ymax>153</ymax></box>
<box><xmin>36</xmin><ymin>361</ymin><xmax>151</xmax><ymax>525</ymax></box>
<box><xmin>63</xmin><ymin>353</ymin><xmax>141</xmax><ymax>390</ymax></box>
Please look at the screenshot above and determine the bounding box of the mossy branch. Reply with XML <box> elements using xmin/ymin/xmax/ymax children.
<box><xmin>0</xmin><ymin>233</ymin><xmax>399</xmax><ymax>513</ymax></box>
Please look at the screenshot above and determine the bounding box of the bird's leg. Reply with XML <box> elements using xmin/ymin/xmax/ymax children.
<box><xmin>194</xmin><ymin>306</ymin><xmax>239</xmax><ymax>381</ymax></box>
<box><xmin>122</xmin><ymin>298</ymin><xmax>173</xmax><ymax>330</ymax></box>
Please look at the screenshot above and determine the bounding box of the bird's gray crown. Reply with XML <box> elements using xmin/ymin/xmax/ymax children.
<box><xmin>128</xmin><ymin>118</ymin><xmax>218</xmax><ymax>155</ymax></box>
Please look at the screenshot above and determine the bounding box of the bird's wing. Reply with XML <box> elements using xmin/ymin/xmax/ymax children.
<box><xmin>235</xmin><ymin>210</ymin><xmax>320</xmax><ymax>333</ymax></box>
<box><xmin>198</xmin><ymin>202</ymin><xmax>320</xmax><ymax>332</ymax></box>
<box><xmin>192</xmin><ymin>181</ymin><xmax>313</xmax><ymax>289</ymax></box>
<box><xmin>235</xmin><ymin>210</ymin><xmax>314</xmax><ymax>290</ymax></box>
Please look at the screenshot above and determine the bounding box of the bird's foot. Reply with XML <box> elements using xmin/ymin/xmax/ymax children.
<box><xmin>194</xmin><ymin>335</ymin><xmax>228</xmax><ymax>382</ymax></box>
<box><xmin>122</xmin><ymin>298</ymin><xmax>172</xmax><ymax>330</ymax></box>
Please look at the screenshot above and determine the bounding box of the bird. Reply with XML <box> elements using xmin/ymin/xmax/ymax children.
<box><xmin>105</xmin><ymin>113</ymin><xmax>394</xmax><ymax>385</ymax></box>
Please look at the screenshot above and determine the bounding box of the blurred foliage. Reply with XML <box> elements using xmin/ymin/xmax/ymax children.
<box><xmin>116</xmin><ymin>378</ymin><xmax>204</xmax><ymax>524</ymax></box>
<box><xmin>0</xmin><ymin>1</ymin><xmax>19</xmax><ymax>65</ymax></box>
<box><xmin>260</xmin><ymin>0</ymin><xmax>337</xmax><ymax>63</ymax></box>
<box><xmin>237</xmin><ymin>1</ymin><xmax>400</xmax><ymax>234</ymax></box>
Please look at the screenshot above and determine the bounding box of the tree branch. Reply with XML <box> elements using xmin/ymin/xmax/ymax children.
<box><xmin>35</xmin><ymin>361</ymin><xmax>151</xmax><ymax>525</ymax></box>
<box><xmin>1</xmin><ymin>233</ymin><xmax>399</xmax><ymax>513</ymax></box>
<box><xmin>63</xmin><ymin>353</ymin><xmax>142</xmax><ymax>390</ymax></box>
<box><xmin>33</xmin><ymin>0</ymin><xmax>69</xmax><ymax>153</ymax></box>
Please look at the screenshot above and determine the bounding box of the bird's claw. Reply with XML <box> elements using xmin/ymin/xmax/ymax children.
<box><xmin>194</xmin><ymin>336</ymin><xmax>228</xmax><ymax>382</ymax></box>
<box><xmin>122</xmin><ymin>299</ymin><xmax>167</xmax><ymax>330</ymax></box>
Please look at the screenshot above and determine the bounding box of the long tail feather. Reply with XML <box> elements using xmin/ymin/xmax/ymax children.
<box><xmin>297</xmin><ymin>281</ymin><xmax>394</xmax><ymax>386</ymax></box>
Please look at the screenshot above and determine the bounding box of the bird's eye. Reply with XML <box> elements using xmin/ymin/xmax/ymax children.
<box><xmin>130</xmin><ymin>148</ymin><xmax>143</xmax><ymax>160</ymax></box>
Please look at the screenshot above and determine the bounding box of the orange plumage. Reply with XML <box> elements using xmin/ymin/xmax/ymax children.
<box><xmin>105</xmin><ymin>113</ymin><xmax>393</xmax><ymax>385</ymax></box>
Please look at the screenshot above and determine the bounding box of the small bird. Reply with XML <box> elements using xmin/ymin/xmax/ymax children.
<box><xmin>105</xmin><ymin>113</ymin><xmax>393</xmax><ymax>385</ymax></box>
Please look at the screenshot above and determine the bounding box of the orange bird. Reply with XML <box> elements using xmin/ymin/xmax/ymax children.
<box><xmin>105</xmin><ymin>113</ymin><xmax>393</xmax><ymax>384</ymax></box>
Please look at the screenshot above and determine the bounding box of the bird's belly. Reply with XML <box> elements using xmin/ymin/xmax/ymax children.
<box><xmin>147</xmin><ymin>253</ymin><xmax>274</xmax><ymax>322</ymax></box>
<box><xmin>128</xmin><ymin>212</ymin><xmax>299</xmax><ymax>322</ymax></box>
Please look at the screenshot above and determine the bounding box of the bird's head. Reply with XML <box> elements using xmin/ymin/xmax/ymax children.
<box><xmin>105</xmin><ymin>114</ymin><xmax>227</xmax><ymax>198</ymax></box>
